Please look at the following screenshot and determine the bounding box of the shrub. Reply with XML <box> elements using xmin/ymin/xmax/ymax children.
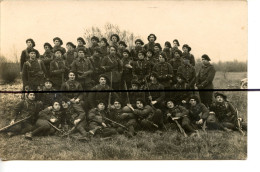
<box><xmin>0</xmin><ymin>56</ymin><xmax>19</xmax><ymax>84</ymax></box>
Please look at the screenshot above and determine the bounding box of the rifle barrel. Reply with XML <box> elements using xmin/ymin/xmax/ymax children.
<box><xmin>0</xmin><ymin>116</ymin><xmax>31</xmax><ymax>132</ymax></box>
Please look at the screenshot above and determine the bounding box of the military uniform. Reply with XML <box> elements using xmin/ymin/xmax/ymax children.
<box><xmin>144</xmin><ymin>42</ymin><xmax>155</xmax><ymax>51</ymax></box>
<box><xmin>177</xmin><ymin>64</ymin><xmax>196</xmax><ymax>89</ymax></box>
<box><xmin>168</xmin><ymin>57</ymin><xmax>183</xmax><ymax>84</ymax></box>
<box><xmin>147</xmin><ymin>82</ymin><xmax>165</xmax><ymax>108</ymax></box>
<box><xmin>40</xmin><ymin>50</ymin><xmax>53</xmax><ymax>76</ymax></box>
<box><xmin>22</xmin><ymin>59</ymin><xmax>47</xmax><ymax>90</ymax></box>
<box><xmin>181</xmin><ymin>52</ymin><xmax>195</xmax><ymax>66</ymax></box>
<box><xmin>50</xmin><ymin>58</ymin><xmax>67</xmax><ymax>90</ymax></box>
<box><xmin>71</xmin><ymin>57</ymin><xmax>94</xmax><ymax>90</ymax></box>
<box><xmin>130</xmin><ymin>47</ymin><xmax>144</xmax><ymax>61</ymax></box>
<box><xmin>60</xmin><ymin>80</ymin><xmax>84</xmax><ymax>102</ymax></box>
<box><xmin>122</xmin><ymin>56</ymin><xmax>134</xmax><ymax>89</ymax></box>
<box><xmin>132</xmin><ymin>59</ymin><xmax>151</xmax><ymax>86</ymax></box>
<box><xmin>127</xmin><ymin>88</ymin><xmax>146</xmax><ymax>106</ymax></box>
<box><xmin>196</xmin><ymin>63</ymin><xmax>216</xmax><ymax>107</ymax></box>
<box><xmin>37</xmin><ymin>87</ymin><xmax>61</xmax><ymax>109</ymax></box>
<box><xmin>163</xmin><ymin>48</ymin><xmax>171</xmax><ymax>61</ymax></box>
<box><xmin>152</xmin><ymin>62</ymin><xmax>173</xmax><ymax>89</ymax></box>
<box><xmin>171</xmin><ymin>81</ymin><xmax>191</xmax><ymax>105</ymax></box>
<box><xmin>100</xmin><ymin>45</ymin><xmax>109</xmax><ymax>59</ymax></box>
<box><xmin>186</xmin><ymin>102</ymin><xmax>209</xmax><ymax>129</ymax></box>
<box><xmin>89</xmin><ymin>55</ymin><xmax>103</xmax><ymax>84</ymax></box>
<box><xmin>20</xmin><ymin>48</ymin><xmax>40</xmax><ymax>72</ymax></box>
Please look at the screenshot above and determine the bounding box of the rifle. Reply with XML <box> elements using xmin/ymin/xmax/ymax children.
<box><xmin>103</xmin><ymin>117</ymin><xmax>128</xmax><ymax>130</ymax></box>
<box><xmin>47</xmin><ymin>121</ymin><xmax>65</xmax><ymax>134</ymax></box>
<box><xmin>0</xmin><ymin>116</ymin><xmax>31</xmax><ymax>132</ymax></box>
<box><xmin>236</xmin><ymin>108</ymin><xmax>245</xmax><ymax>136</ymax></box>
<box><xmin>124</xmin><ymin>81</ymin><xmax>130</xmax><ymax>104</ymax></box>
<box><xmin>202</xmin><ymin>120</ymin><xmax>207</xmax><ymax>133</ymax></box>
<box><xmin>169</xmin><ymin>115</ymin><xmax>188</xmax><ymax>137</ymax></box>
<box><xmin>107</xmin><ymin>72</ymin><xmax>112</xmax><ymax>113</ymax></box>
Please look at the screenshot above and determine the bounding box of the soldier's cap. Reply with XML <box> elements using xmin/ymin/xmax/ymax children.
<box><xmin>135</xmin><ymin>39</ymin><xmax>144</xmax><ymax>45</ymax></box>
<box><xmin>201</xmin><ymin>54</ymin><xmax>211</xmax><ymax>61</ymax></box>
<box><xmin>176</xmin><ymin>73</ymin><xmax>187</xmax><ymax>82</ymax></box>
<box><xmin>96</xmin><ymin>99</ymin><xmax>107</xmax><ymax>107</ymax></box>
<box><xmin>99</xmin><ymin>74</ymin><xmax>110</xmax><ymax>84</ymax></box>
<box><xmin>66</xmin><ymin>42</ymin><xmax>76</xmax><ymax>49</ymax></box>
<box><xmin>173</xmin><ymin>49</ymin><xmax>182</xmax><ymax>56</ymax></box>
<box><xmin>150</xmin><ymin>71</ymin><xmax>159</xmax><ymax>79</ymax></box>
<box><xmin>110</xmin><ymin>34</ymin><xmax>120</xmax><ymax>42</ymax></box>
<box><xmin>91</xmin><ymin>36</ymin><xmax>100</xmax><ymax>43</ymax></box>
<box><xmin>214</xmin><ymin>92</ymin><xmax>227</xmax><ymax>100</ymax></box>
<box><xmin>154</xmin><ymin>43</ymin><xmax>162</xmax><ymax>50</ymax></box>
<box><xmin>182</xmin><ymin>44</ymin><xmax>191</xmax><ymax>52</ymax></box>
<box><xmin>54</xmin><ymin>48</ymin><xmax>64</xmax><ymax>55</ymax></box>
<box><xmin>159</xmin><ymin>52</ymin><xmax>167</xmax><ymax>60</ymax></box>
<box><xmin>188</xmin><ymin>95</ymin><xmax>200</xmax><ymax>103</ymax></box>
<box><xmin>165</xmin><ymin>98</ymin><xmax>175</xmax><ymax>106</ymax></box>
<box><xmin>53</xmin><ymin>37</ymin><xmax>63</xmax><ymax>45</ymax></box>
<box><xmin>137</xmin><ymin>50</ymin><xmax>146</xmax><ymax>56</ymax></box>
<box><xmin>118</xmin><ymin>41</ymin><xmax>127</xmax><ymax>48</ymax></box>
<box><xmin>26</xmin><ymin>38</ymin><xmax>36</xmax><ymax>47</ymax></box>
<box><xmin>173</xmin><ymin>39</ymin><xmax>180</xmax><ymax>46</ymax></box>
<box><xmin>131</xmin><ymin>79</ymin><xmax>141</xmax><ymax>87</ymax></box>
<box><xmin>147</xmin><ymin>33</ymin><xmax>157</xmax><ymax>41</ymax></box>
<box><xmin>28</xmin><ymin>48</ymin><xmax>38</xmax><ymax>54</ymax></box>
<box><xmin>44</xmin><ymin>78</ymin><xmax>54</xmax><ymax>85</ymax></box>
<box><xmin>44</xmin><ymin>42</ymin><xmax>53</xmax><ymax>50</ymax></box>
<box><xmin>165</xmin><ymin>41</ymin><xmax>172</xmax><ymax>48</ymax></box>
<box><xmin>146</xmin><ymin>49</ymin><xmax>154</xmax><ymax>56</ymax></box>
<box><xmin>77</xmin><ymin>37</ymin><xmax>86</xmax><ymax>45</ymax></box>
<box><xmin>123</xmin><ymin>49</ymin><xmax>130</xmax><ymax>56</ymax></box>
<box><xmin>77</xmin><ymin>47</ymin><xmax>86</xmax><ymax>54</ymax></box>
<box><xmin>113</xmin><ymin>98</ymin><xmax>122</xmax><ymax>104</ymax></box>
<box><xmin>101</xmin><ymin>38</ymin><xmax>110</xmax><ymax>46</ymax></box>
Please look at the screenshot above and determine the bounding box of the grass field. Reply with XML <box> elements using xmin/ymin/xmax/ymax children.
<box><xmin>0</xmin><ymin>72</ymin><xmax>247</xmax><ymax>160</ymax></box>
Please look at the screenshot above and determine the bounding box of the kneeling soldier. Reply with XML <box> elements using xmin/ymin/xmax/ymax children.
<box><xmin>88</xmin><ymin>101</ymin><xmax>117</xmax><ymax>137</ymax></box>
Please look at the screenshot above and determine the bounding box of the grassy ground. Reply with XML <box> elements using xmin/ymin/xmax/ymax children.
<box><xmin>0</xmin><ymin>72</ymin><xmax>247</xmax><ymax>160</ymax></box>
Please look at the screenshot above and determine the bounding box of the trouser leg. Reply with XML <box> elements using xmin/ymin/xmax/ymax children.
<box><xmin>181</xmin><ymin>117</ymin><xmax>196</xmax><ymax>134</ymax></box>
<box><xmin>31</xmin><ymin>119</ymin><xmax>52</xmax><ymax>136</ymax></box>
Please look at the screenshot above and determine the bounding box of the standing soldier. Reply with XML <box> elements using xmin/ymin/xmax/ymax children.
<box><xmin>118</xmin><ymin>41</ymin><xmax>128</xmax><ymax>59</ymax></box>
<box><xmin>181</xmin><ymin>44</ymin><xmax>195</xmax><ymax>66</ymax></box>
<box><xmin>71</xmin><ymin>48</ymin><xmax>94</xmax><ymax>91</ymax></box>
<box><xmin>52</xmin><ymin>37</ymin><xmax>66</xmax><ymax>55</ymax></box>
<box><xmin>110</xmin><ymin>34</ymin><xmax>120</xmax><ymax>50</ymax></box>
<box><xmin>152</xmin><ymin>53</ymin><xmax>173</xmax><ymax>90</ymax></box>
<box><xmin>64</xmin><ymin>42</ymin><xmax>77</xmax><ymax>69</ymax></box>
<box><xmin>177</xmin><ymin>58</ymin><xmax>196</xmax><ymax>89</ymax></box>
<box><xmin>131</xmin><ymin>39</ymin><xmax>144</xmax><ymax>61</ymax></box>
<box><xmin>170</xmin><ymin>39</ymin><xmax>181</xmax><ymax>59</ymax></box>
<box><xmin>101</xmin><ymin>46</ymin><xmax>123</xmax><ymax>90</ymax></box>
<box><xmin>40</xmin><ymin>43</ymin><xmax>53</xmax><ymax>77</ymax></box>
<box><xmin>153</xmin><ymin>43</ymin><xmax>163</xmax><ymax>61</ymax></box>
<box><xmin>50</xmin><ymin>49</ymin><xmax>67</xmax><ymax>90</ymax></box>
<box><xmin>144</xmin><ymin>34</ymin><xmax>157</xmax><ymax>51</ymax></box>
<box><xmin>20</xmin><ymin>38</ymin><xmax>40</xmax><ymax>72</ymax></box>
<box><xmin>121</xmin><ymin>49</ymin><xmax>133</xmax><ymax>89</ymax></box>
<box><xmin>22</xmin><ymin>49</ymin><xmax>47</xmax><ymax>90</ymax></box>
<box><xmin>145</xmin><ymin>49</ymin><xmax>157</xmax><ymax>69</ymax></box>
<box><xmin>163</xmin><ymin>41</ymin><xmax>172</xmax><ymax>61</ymax></box>
<box><xmin>171</xmin><ymin>74</ymin><xmax>191</xmax><ymax>105</ymax></box>
<box><xmin>89</xmin><ymin>47</ymin><xmax>103</xmax><ymax>84</ymax></box>
<box><xmin>89</xmin><ymin>36</ymin><xmax>100</xmax><ymax>56</ymax></box>
<box><xmin>169</xmin><ymin>49</ymin><xmax>183</xmax><ymax>84</ymax></box>
<box><xmin>99</xmin><ymin>38</ymin><xmax>110</xmax><ymax>59</ymax></box>
<box><xmin>196</xmin><ymin>54</ymin><xmax>216</xmax><ymax>107</ymax></box>
<box><xmin>132</xmin><ymin>50</ymin><xmax>151</xmax><ymax>87</ymax></box>
<box><xmin>5</xmin><ymin>92</ymin><xmax>41</xmax><ymax>137</ymax></box>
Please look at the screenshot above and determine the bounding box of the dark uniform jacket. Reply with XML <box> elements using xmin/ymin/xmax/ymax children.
<box><xmin>71</xmin><ymin>57</ymin><xmax>93</xmax><ymax>85</ymax></box>
<box><xmin>196</xmin><ymin>63</ymin><xmax>216</xmax><ymax>89</ymax></box>
<box><xmin>170</xmin><ymin>47</ymin><xmax>182</xmax><ymax>59</ymax></box>
<box><xmin>165</xmin><ymin>105</ymin><xmax>189</xmax><ymax>122</ymax></box>
<box><xmin>130</xmin><ymin>46</ymin><xmax>144</xmax><ymax>61</ymax></box>
<box><xmin>101</xmin><ymin>55</ymin><xmax>123</xmax><ymax>83</ymax></box>
<box><xmin>144</xmin><ymin>42</ymin><xmax>155</xmax><ymax>51</ymax></box>
<box><xmin>133</xmin><ymin>105</ymin><xmax>154</xmax><ymax>120</ymax></box>
<box><xmin>20</xmin><ymin>48</ymin><xmax>40</xmax><ymax>72</ymax></box>
<box><xmin>153</xmin><ymin>62</ymin><xmax>173</xmax><ymax>88</ymax></box>
<box><xmin>40</xmin><ymin>50</ymin><xmax>53</xmax><ymax>75</ymax></box>
<box><xmin>177</xmin><ymin>64</ymin><xmax>196</xmax><ymax>88</ymax></box>
<box><xmin>128</xmin><ymin>88</ymin><xmax>146</xmax><ymax>106</ymax></box>
<box><xmin>64</xmin><ymin>50</ymin><xmax>77</xmax><ymax>69</ymax></box>
<box><xmin>169</xmin><ymin>57</ymin><xmax>183</xmax><ymax>78</ymax></box>
<box><xmin>163</xmin><ymin>48</ymin><xmax>172</xmax><ymax>61</ymax></box>
<box><xmin>132</xmin><ymin>59</ymin><xmax>151</xmax><ymax>82</ymax></box>
<box><xmin>89</xmin><ymin>44</ymin><xmax>99</xmax><ymax>56</ymax></box>
<box><xmin>187</xmin><ymin>103</ymin><xmax>209</xmax><ymax>122</ymax></box>
<box><xmin>60</xmin><ymin>80</ymin><xmax>84</xmax><ymax>101</ymax></box>
<box><xmin>38</xmin><ymin>87</ymin><xmax>61</xmax><ymax>108</ymax></box>
<box><xmin>100</xmin><ymin>46</ymin><xmax>109</xmax><ymax>59</ymax></box>
<box><xmin>88</xmin><ymin>108</ymin><xmax>107</xmax><ymax>124</ymax></box>
<box><xmin>89</xmin><ymin>55</ymin><xmax>103</xmax><ymax>83</ymax></box>
<box><xmin>38</xmin><ymin>108</ymin><xmax>63</xmax><ymax>126</ymax></box>
<box><xmin>122</xmin><ymin>56</ymin><xmax>133</xmax><ymax>84</ymax></box>
<box><xmin>147</xmin><ymin>82</ymin><xmax>165</xmax><ymax>103</ymax></box>
<box><xmin>181</xmin><ymin>52</ymin><xmax>195</xmax><ymax>66</ymax></box>
<box><xmin>171</xmin><ymin>82</ymin><xmax>191</xmax><ymax>105</ymax></box>
<box><xmin>209</xmin><ymin>101</ymin><xmax>236</xmax><ymax>123</ymax></box>
<box><xmin>63</xmin><ymin>103</ymin><xmax>86</xmax><ymax>126</ymax></box>
<box><xmin>50</xmin><ymin>59</ymin><xmax>67</xmax><ymax>88</ymax></box>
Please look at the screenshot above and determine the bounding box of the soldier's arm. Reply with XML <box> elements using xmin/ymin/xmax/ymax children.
<box><xmin>22</xmin><ymin>63</ymin><xmax>29</xmax><ymax>86</ymax></box>
<box><xmin>72</xmin><ymin>104</ymin><xmax>86</xmax><ymax>121</ymax></box>
<box><xmin>190</xmin><ymin>54</ymin><xmax>195</xmax><ymax>66</ymax></box>
<box><xmin>133</xmin><ymin>105</ymin><xmax>153</xmax><ymax>118</ymax></box>
<box><xmin>200</xmin><ymin>66</ymin><xmax>216</xmax><ymax>88</ymax></box>
<box><xmin>38</xmin><ymin>108</ymin><xmax>52</xmax><ymax>120</ymax></box>
<box><xmin>50</xmin><ymin>62</ymin><xmax>61</xmax><ymax>75</ymax></box>
<box><xmin>76</xmin><ymin>82</ymin><xmax>84</xmax><ymax>100</ymax></box>
<box><xmin>228</xmin><ymin>102</ymin><xmax>237</xmax><ymax>117</ymax></box>
<box><xmin>167</xmin><ymin>63</ymin><xmax>174</xmax><ymax>78</ymax></box>
<box><xmin>201</xmin><ymin>104</ymin><xmax>210</xmax><ymax>120</ymax></box>
<box><xmin>179</xmin><ymin>105</ymin><xmax>189</xmax><ymax>116</ymax></box>
<box><xmin>11</xmin><ymin>101</ymin><xmax>25</xmax><ymax>120</ymax></box>
<box><xmin>20</xmin><ymin>51</ymin><xmax>26</xmax><ymax>72</ymax></box>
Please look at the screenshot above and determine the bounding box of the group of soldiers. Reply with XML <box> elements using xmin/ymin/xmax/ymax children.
<box><xmin>1</xmin><ymin>33</ymin><xmax>247</xmax><ymax>140</ymax></box>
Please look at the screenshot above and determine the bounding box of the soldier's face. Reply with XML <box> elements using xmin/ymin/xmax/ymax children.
<box><xmin>132</xmin><ymin>84</ymin><xmax>138</xmax><ymax>90</ymax></box>
<box><xmin>62</xmin><ymin>101</ymin><xmax>69</xmax><ymax>109</ymax></box>
<box><xmin>136</xmin><ymin>101</ymin><xmax>144</xmax><ymax>109</ymax></box>
<box><xmin>146</xmin><ymin>51</ymin><xmax>153</xmax><ymax>58</ymax></box>
<box><xmin>216</xmin><ymin>96</ymin><xmax>224</xmax><ymax>103</ymax></box>
<box><xmin>149</xmin><ymin>36</ymin><xmax>155</xmax><ymax>42</ymax></box>
<box><xmin>55</xmin><ymin>51</ymin><xmax>62</xmax><ymax>59</ymax></box>
<box><xmin>173</xmin><ymin>41</ymin><xmax>178</xmax><ymax>47</ymax></box>
<box><xmin>159</xmin><ymin>55</ymin><xmax>165</xmax><ymax>62</ymax></box>
<box><xmin>119</xmin><ymin>44</ymin><xmax>126</xmax><ymax>50</ymax></box>
<box><xmin>110</xmin><ymin>47</ymin><xmax>116</xmax><ymax>55</ymax></box>
<box><xmin>138</xmin><ymin>53</ymin><xmax>144</xmax><ymax>60</ymax></box>
<box><xmin>174</xmin><ymin>52</ymin><xmax>180</xmax><ymax>58</ymax></box>
<box><xmin>44</xmin><ymin>46</ymin><xmax>50</xmax><ymax>51</ymax></box>
<box><xmin>167</xmin><ymin>101</ymin><xmax>174</xmax><ymax>109</ymax></box>
<box><xmin>68</xmin><ymin>72</ymin><xmax>75</xmax><ymax>81</ymax></box>
<box><xmin>111</xmin><ymin>36</ymin><xmax>118</xmax><ymax>43</ymax></box>
<box><xmin>123</xmin><ymin>52</ymin><xmax>129</xmax><ymax>58</ymax></box>
<box><xmin>136</xmin><ymin>42</ymin><xmax>141</xmax><ymax>47</ymax></box>
<box><xmin>27</xmin><ymin>93</ymin><xmax>35</xmax><ymax>101</ymax></box>
<box><xmin>66</xmin><ymin>45</ymin><xmax>72</xmax><ymax>51</ymax></box>
<box><xmin>91</xmin><ymin>39</ymin><xmax>97</xmax><ymax>45</ymax></box>
<box><xmin>27</xmin><ymin>41</ymin><xmax>33</xmax><ymax>48</ymax></box>
<box><xmin>189</xmin><ymin>99</ymin><xmax>197</xmax><ymax>106</ymax></box>
<box><xmin>100</xmin><ymin>41</ymin><xmax>106</xmax><ymax>47</ymax></box>
<box><xmin>29</xmin><ymin>52</ymin><xmax>36</xmax><ymax>60</ymax></box>
<box><xmin>78</xmin><ymin>51</ymin><xmax>85</xmax><ymax>58</ymax></box>
<box><xmin>99</xmin><ymin>77</ymin><xmax>106</xmax><ymax>85</ymax></box>
<box><xmin>154</xmin><ymin>46</ymin><xmax>160</xmax><ymax>52</ymax></box>
<box><xmin>44</xmin><ymin>81</ymin><xmax>53</xmax><ymax>89</ymax></box>
<box><xmin>114</xmin><ymin>101</ymin><xmax>121</xmax><ymax>109</ymax></box>
<box><xmin>202</xmin><ymin>59</ymin><xmax>210</xmax><ymax>65</ymax></box>
<box><xmin>53</xmin><ymin>102</ymin><xmax>61</xmax><ymax>111</ymax></box>
<box><xmin>54</xmin><ymin>40</ymin><xmax>61</xmax><ymax>46</ymax></box>
<box><xmin>183</xmin><ymin>47</ymin><xmax>188</xmax><ymax>53</ymax></box>
<box><xmin>77</xmin><ymin>40</ymin><xmax>83</xmax><ymax>46</ymax></box>
<box><xmin>98</xmin><ymin>103</ymin><xmax>105</xmax><ymax>110</ymax></box>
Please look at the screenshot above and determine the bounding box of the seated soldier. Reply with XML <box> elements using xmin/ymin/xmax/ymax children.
<box><xmin>25</xmin><ymin>101</ymin><xmax>62</xmax><ymax>139</ymax></box>
<box><xmin>186</xmin><ymin>95</ymin><xmax>209</xmax><ymax>130</ymax></box>
<box><xmin>208</xmin><ymin>92</ymin><xmax>247</xmax><ymax>132</ymax></box>
<box><xmin>165</xmin><ymin>99</ymin><xmax>197</xmax><ymax>136</ymax></box>
<box><xmin>126</xmin><ymin>98</ymin><xmax>163</xmax><ymax>131</ymax></box>
<box><xmin>88</xmin><ymin>101</ymin><xmax>117</xmax><ymax>137</ymax></box>
<box><xmin>61</xmin><ymin>100</ymin><xmax>89</xmax><ymax>139</ymax></box>
<box><xmin>108</xmin><ymin>99</ymin><xmax>137</xmax><ymax>138</ymax></box>
<box><xmin>124</xmin><ymin>79</ymin><xmax>145</xmax><ymax>106</ymax></box>
<box><xmin>5</xmin><ymin>92</ymin><xmax>41</xmax><ymax>137</ymax></box>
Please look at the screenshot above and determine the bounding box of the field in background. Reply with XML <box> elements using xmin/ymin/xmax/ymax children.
<box><xmin>0</xmin><ymin>72</ymin><xmax>247</xmax><ymax>160</ymax></box>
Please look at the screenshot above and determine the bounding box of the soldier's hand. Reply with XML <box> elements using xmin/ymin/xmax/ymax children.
<box><xmin>182</xmin><ymin>100</ymin><xmax>186</xmax><ymax>104</ymax></box>
<box><xmin>196</xmin><ymin>119</ymin><xmax>203</xmax><ymax>125</ymax></box>
<box><xmin>75</xmin><ymin>98</ymin><xmax>80</xmax><ymax>104</ymax></box>
<box><xmin>50</xmin><ymin>118</ymin><xmax>57</xmax><ymax>123</ymax></box>
<box><xmin>148</xmin><ymin>96</ymin><xmax>153</xmax><ymax>101</ymax></box>
<box><xmin>48</xmin><ymin>106</ymin><xmax>53</xmax><ymax>110</ymax></box>
<box><xmin>166</xmin><ymin>113</ymin><xmax>171</xmax><ymax>117</ymax></box>
<box><xmin>74</xmin><ymin>119</ymin><xmax>81</xmax><ymax>125</ymax></box>
<box><xmin>151</xmin><ymin>101</ymin><xmax>157</xmax><ymax>105</ymax></box>
<box><xmin>102</xmin><ymin>122</ymin><xmax>107</xmax><ymax>128</ymax></box>
<box><xmin>10</xmin><ymin>119</ymin><xmax>15</xmax><ymax>125</ymax></box>
<box><xmin>70</xmin><ymin>98</ymin><xmax>76</xmax><ymax>104</ymax></box>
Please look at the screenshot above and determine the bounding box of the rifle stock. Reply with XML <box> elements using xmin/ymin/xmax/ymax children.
<box><xmin>0</xmin><ymin>116</ymin><xmax>31</xmax><ymax>132</ymax></box>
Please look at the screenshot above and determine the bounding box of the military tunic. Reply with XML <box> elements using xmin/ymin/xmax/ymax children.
<box><xmin>152</xmin><ymin>62</ymin><xmax>173</xmax><ymax>89</ymax></box>
<box><xmin>50</xmin><ymin>59</ymin><xmax>67</xmax><ymax>90</ymax></box>
<box><xmin>132</xmin><ymin>59</ymin><xmax>151</xmax><ymax>86</ymax></box>
<box><xmin>181</xmin><ymin>52</ymin><xmax>195</xmax><ymax>66</ymax></box>
<box><xmin>177</xmin><ymin>64</ymin><xmax>196</xmax><ymax>89</ymax></box>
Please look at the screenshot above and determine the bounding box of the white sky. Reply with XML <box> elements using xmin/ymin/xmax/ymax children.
<box><xmin>0</xmin><ymin>0</ymin><xmax>247</xmax><ymax>62</ymax></box>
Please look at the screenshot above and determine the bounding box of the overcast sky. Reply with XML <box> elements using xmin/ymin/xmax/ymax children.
<box><xmin>0</xmin><ymin>0</ymin><xmax>247</xmax><ymax>62</ymax></box>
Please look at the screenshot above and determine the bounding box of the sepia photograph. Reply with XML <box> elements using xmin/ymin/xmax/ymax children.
<box><xmin>0</xmin><ymin>0</ymin><xmax>248</xmax><ymax>162</ymax></box>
